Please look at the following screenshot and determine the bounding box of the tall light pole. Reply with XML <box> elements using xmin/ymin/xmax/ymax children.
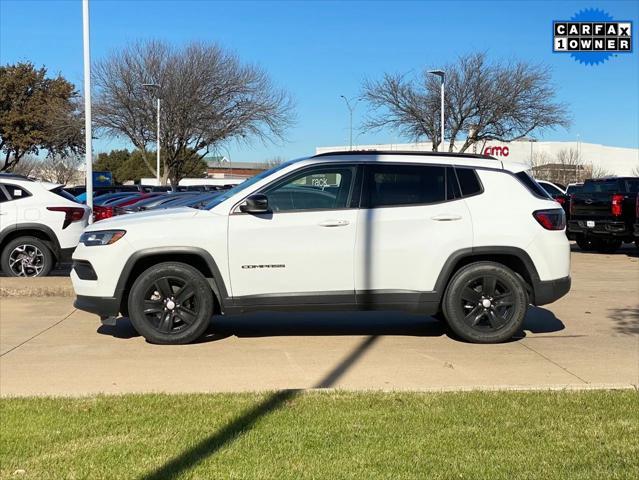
<box><xmin>340</xmin><ymin>95</ymin><xmax>358</xmax><ymax>151</ymax></box>
<box><xmin>142</xmin><ymin>83</ymin><xmax>161</xmax><ymax>185</ymax></box>
<box><xmin>428</xmin><ymin>70</ymin><xmax>445</xmax><ymax>152</ymax></box>
<box><xmin>82</xmin><ymin>0</ymin><xmax>93</xmax><ymax>220</ymax></box>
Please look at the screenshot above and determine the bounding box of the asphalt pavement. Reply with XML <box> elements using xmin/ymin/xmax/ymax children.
<box><xmin>1</xmin><ymin>245</ymin><xmax>637</xmax><ymax>396</ymax></box>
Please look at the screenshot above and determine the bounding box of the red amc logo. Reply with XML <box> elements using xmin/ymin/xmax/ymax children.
<box><xmin>483</xmin><ymin>146</ymin><xmax>510</xmax><ymax>157</ymax></box>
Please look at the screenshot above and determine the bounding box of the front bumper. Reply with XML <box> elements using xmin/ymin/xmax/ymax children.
<box><xmin>533</xmin><ymin>276</ymin><xmax>571</xmax><ymax>306</ymax></box>
<box><xmin>74</xmin><ymin>295</ymin><xmax>120</xmax><ymax>318</ymax></box>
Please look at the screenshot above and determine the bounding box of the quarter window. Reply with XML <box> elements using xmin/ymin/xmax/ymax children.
<box><xmin>455</xmin><ymin>168</ymin><xmax>482</xmax><ymax>196</ymax></box>
<box><xmin>263</xmin><ymin>166</ymin><xmax>355</xmax><ymax>212</ymax></box>
<box><xmin>2</xmin><ymin>184</ymin><xmax>31</xmax><ymax>201</ymax></box>
<box><xmin>364</xmin><ymin>164</ymin><xmax>449</xmax><ymax>208</ymax></box>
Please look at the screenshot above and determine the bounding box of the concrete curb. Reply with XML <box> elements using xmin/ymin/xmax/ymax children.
<box><xmin>0</xmin><ymin>277</ymin><xmax>75</xmax><ymax>297</ymax></box>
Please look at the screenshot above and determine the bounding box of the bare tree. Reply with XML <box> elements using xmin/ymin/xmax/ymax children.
<box><xmin>37</xmin><ymin>154</ymin><xmax>83</xmax><ymax>184</ymax></box>
<box><xmin>8</xmin><ymin>155</ymin><xmax>40</xmax><ymax>177</ymax></box>
<box><xmin>586</xmin><ymin>164</ymin><xmax>614</xmax><ymax>179</ymax></box>
<box><xmin>361</xmin><ymin>52</ymin><xmax>570</xmax><ymax>152</ymax></box>
<box><xmin>264</xmin><ymin>156</ymin><xmax>285</xmax><ymax>167</ymax></box>
<box><xmin>631</xmin><ymin>165</ymin><xmax>639</xmax><ymax>176</ymax></box>
<box><xmin>93</xmin><ymin>40</ymin><xmax>295</xmax><ymax>185</ymax></box>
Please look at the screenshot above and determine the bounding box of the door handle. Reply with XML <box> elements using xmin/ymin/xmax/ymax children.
<box><xmin>431</xmin><ymin>214</ymin><xmax>462</xmax><ymax>221</ymax></box>
<box><xmin>318</xmin><ymin>219</ymin><xmax>350</xmax><ymax>227</ymax></box>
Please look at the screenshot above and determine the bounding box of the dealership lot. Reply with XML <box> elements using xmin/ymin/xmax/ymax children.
<box><xmin>0</xmin><ymin>245</ymin><xmax>637</xmax><ymax>396</ymax></box>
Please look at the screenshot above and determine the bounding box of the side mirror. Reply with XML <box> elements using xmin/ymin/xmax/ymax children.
<box><xmin>240</xmin><ymin>193</ymin><xmax>269</xmax><ymax>214</ymax></box>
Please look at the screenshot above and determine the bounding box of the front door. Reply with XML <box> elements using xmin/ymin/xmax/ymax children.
<box><xmin>228</xmin><ymin>164</ymin><xmax>360</xmax><ymax>305</ymax></box>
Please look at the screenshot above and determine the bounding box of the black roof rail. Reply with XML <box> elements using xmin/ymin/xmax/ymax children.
<box><xmin>312</xmin><ymin>150</ymin><xmax>497</xmax><ymax>160</ymax></box>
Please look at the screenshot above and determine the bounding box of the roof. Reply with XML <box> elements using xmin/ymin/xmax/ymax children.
<box><xmin>313</xmin><ymin>150</ymin><xmax>496</xmax><ymax>160</ymax></box>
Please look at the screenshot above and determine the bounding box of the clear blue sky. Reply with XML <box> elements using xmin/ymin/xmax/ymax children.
<box><xmin>1</xmin><ymin>0</ymin><xmax>638</xmax><ymax>163</ymax></box>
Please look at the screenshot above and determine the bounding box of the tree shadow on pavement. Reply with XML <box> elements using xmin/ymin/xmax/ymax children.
<box><xmin>137</xmin><ymin>335</ymin><xmax>379</xmax><ymax>480</ymax></box>
<box><xmin>607</xmin><ymin>307</ymin><xmax>639</xmax><ymax>335</ymax></box>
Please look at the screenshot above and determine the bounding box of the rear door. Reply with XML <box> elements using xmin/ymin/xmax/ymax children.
<box><xmin>353</xmin><ymin>164</ymin><xmax>473</xmax><ymax>307</ymax></box>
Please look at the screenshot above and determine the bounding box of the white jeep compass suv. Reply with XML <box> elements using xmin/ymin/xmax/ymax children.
<box><xmin>72</xmin><ymin>152</ymin><xmax>571</xmax><ymax>344</ymax></box>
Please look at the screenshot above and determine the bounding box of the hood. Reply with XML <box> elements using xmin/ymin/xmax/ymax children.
<box><xmin>87</xmin><ymin>207</ymin><xmax>205</xmax><ymax>231</ymax></box>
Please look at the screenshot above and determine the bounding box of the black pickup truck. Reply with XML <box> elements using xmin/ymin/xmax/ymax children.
<box><xmin>568</xmin><ymin>177</ymin><xmax>639</xmax><ymax>252</ymax></box>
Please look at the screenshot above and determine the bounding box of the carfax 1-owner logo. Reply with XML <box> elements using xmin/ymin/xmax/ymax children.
<box><xmin>553</xmin><ymin>8</ymin><xmax>633</xmax><ymax>65</ymax></box>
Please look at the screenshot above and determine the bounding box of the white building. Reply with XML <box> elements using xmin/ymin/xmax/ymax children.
<box><xmin>316</xmin><ymin>140</ymin><xmax>639</xmax><ymax>177</ymax></box>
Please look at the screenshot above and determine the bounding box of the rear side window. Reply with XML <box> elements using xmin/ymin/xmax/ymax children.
<box><xmin>363</xmin><ymin>164</ymin><xmax>451</xmax><ymax>208</ymax></box>
<box><xmin>0</xmin><ymin>186</ymin><xmax>8</xmax><ymax>203</ymax></box>
<box><xmin>515</xmin><ymin>171</ymin><xmax>551</xmax><ymax>199</ymax></box>
<box><xmin>455</xmin><ymin>168</ymin><xmax>482</xmax><ymax>197</ymax></box>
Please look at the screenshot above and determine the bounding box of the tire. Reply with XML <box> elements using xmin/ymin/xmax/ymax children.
<box><xmin>575</xmin><ymin>234</ymin><xmax>594</xmax><ymax>251</ymax></box>
<box><xmin>593</xmin><ymin>238</ymin><xmax>622</xmax><ymax>254</ymax></box>
<box><xmin>0</xmin><ymin>236</ymin><xmax>54</xmax><ymax>277</ymax></box>
<box><xmin>127</xmin><ymin>262</ymin><xmax>214</xmax><ymax>345</ymax></box>
<box><xmin>635</xmin><ymin>238</ymin><xmax>639</xmax><ymax>249</ymax></box>
<box><xmin>442</xmin><ymin>261</ymin><xmax>528</xmax><ymax>344</ymax></box>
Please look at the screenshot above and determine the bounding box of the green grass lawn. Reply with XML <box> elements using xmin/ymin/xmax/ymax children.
<box><xmin>1</xmin><ymin>390</ymin><xmax>637</xmax><ymax>479</ymax></box>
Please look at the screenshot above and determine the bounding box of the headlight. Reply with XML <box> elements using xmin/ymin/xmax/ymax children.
<box><xmin>80</xmin><ymin>230</ymin><xmax>126</xmax><ymax>246</ymax></box>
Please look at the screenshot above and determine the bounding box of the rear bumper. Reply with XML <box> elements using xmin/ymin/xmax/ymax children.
<box><xmin>634</xmin><ymin>224</ymin><xmax>639</xmax><ymax>238</ymax></box>
<box><xmin>74</xmin><ymin>295</ymin><xmax>120</xmax><ymax>318</ymax></box>
<box><xmin>533</xmin><ymin>276</ymin><xmax>571</xmax><ymax>306</ymax></box>
<box><xmin>568</xmin><ymin>220</ymin><xmax>630</xmax><ymax>237</ymax></box>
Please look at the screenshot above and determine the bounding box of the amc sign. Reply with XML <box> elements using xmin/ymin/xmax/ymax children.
<box><xmin>483</xmin><ymin>146</ymin><xmax>510</xmax><ymax>157</ymax></box>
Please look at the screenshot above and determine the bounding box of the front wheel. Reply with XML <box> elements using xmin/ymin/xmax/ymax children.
<box><xmin>442</xmin><ymin>261</ymin><xmax>528</xmax><ymax>343</ymax></box>
<box><xmin>127</xmin><ymin>262</ymin><xmax>214</xmax><ymax>344</ymax></box>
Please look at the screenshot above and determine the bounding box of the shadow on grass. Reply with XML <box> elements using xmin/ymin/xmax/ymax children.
<box><xmin>138</xmin><ymin>335</ymin><xmax>379</xmax><ymax>480</ymax></box>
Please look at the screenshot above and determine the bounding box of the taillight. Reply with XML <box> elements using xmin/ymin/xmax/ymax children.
<box><xmin>93</xmin><ymin>206</ymin><xmax>114</xmax><ymax>222</ymax></box>
<box><xmin>569</xmin><ymin>194</ymin><xmax>575</xmax><ymax>216</ymax></box>
<box><xmin>533</xmin><ymin>209</ymin><xmax>566</xmax><ymax>230</ymax></box>
<box><xmin>555</xmin><ymin>196</ymin><xmax>565</xmax><ymax>205</ymax></box>
<box><xmin>46</xmin><ymin>206</ymin><xmax>86</xmax><ymax>229</ymax></box>
<box><xmin>611</xmin><ymin>194</ymin><xmax>623</xmax><ymax>217</ymax></box>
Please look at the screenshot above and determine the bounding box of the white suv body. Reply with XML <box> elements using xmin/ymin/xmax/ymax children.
<box><xmin>0</xmin><ymin>175</ymin><xmax>90</xmax><ymax>276</ymax></box>
<box><xmin>72</xmin><ymin>152</ymin><xmax>571</xmax><ymax>344</ymax></box>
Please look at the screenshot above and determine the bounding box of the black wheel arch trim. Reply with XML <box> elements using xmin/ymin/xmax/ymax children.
<box><xmin>0</xmin><ymin>223</ymin><xmax>61</xmax><ymax>257</ymax></box>
<box><xmin>433</xmin><ymin>246</ymin><xmax>550</xmax><ymax>305</ymax></box>
<box><xmin>113</xmin><ymin>246</ymin><xmax>230</xmax><ymax>314</ymax></box>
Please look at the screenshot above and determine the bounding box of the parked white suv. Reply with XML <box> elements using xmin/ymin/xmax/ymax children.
<box><xmin>72</xmin><ymin>152</ymin><xmax>571</xmax><ymax>344</ymax></box>
<box><xmin>0</xmin><ymin>174</ymin><xmax>90</xmax><ymax>277</ymax></box>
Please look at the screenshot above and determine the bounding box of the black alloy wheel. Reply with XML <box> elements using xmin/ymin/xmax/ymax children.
<box><xmin>128</xmin><ymin>262</ymin><xmax>214</xmax><ymax>344</ymax></box>
<box><xmin>442</xmin><ymin>261</ymin><xmax>528</xmax><ymax>343</ymax></box>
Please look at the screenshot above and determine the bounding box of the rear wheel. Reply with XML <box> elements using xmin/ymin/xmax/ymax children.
<box><xmin>442</xmin><ymin>262</ymin><xmax>528</xmax><ymax>343</ymax></box>
<box><xmin>0</xmin><ymin>237</ymin><xmax>53</xmax><ymax>277</ymax></box>
<box><xmin>127</xmin><ymin>262</ymin><xmax>214</xmax><ymax>344</ymax></box>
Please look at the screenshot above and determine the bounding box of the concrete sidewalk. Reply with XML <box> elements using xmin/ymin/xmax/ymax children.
<box><xmin>1</xmin><ymin>247</ymin><xmax>638</xmax><ymax>396</ymax></box>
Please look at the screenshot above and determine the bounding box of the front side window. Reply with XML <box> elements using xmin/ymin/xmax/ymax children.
<box><xmin>363</xmin><ymin>164</ymin><xmax>448</xmax><ymax>208</ymax></box>
<box><xmin>263</xmin><ymin>166</ymin><xmax>355</xmax><ymax>212</ymax></box>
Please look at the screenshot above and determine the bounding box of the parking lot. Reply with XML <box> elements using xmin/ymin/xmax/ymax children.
<box><xmin>0</xmin><ymin>245</ymin><xmax>637</xmax><ymax>396</ymax></box>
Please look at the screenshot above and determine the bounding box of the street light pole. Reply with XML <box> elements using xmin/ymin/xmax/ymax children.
<box><xmin>340</xmin><ymin>95</ymin><xmax>358</xmax><ymax>150</ymax></box>
<box><xmin>428</xmin><ymin>70</ymin><xmax>445</xmax><ymax>152</ymax></box>
<box><xmin>142</xmin><ymin>83</ymin><xmax>161</xmax><ymax>185</ymax></box>
<box><xmin>82</xmin><ymin>0</ymin><xmax>93</xmax><ymax>220</ymax></box>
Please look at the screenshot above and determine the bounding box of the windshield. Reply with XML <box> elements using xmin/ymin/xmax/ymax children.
<box><xmin>203</xmin><ymin>158</ymin><xmax>302</xmax><ymax>210</ymax></box>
